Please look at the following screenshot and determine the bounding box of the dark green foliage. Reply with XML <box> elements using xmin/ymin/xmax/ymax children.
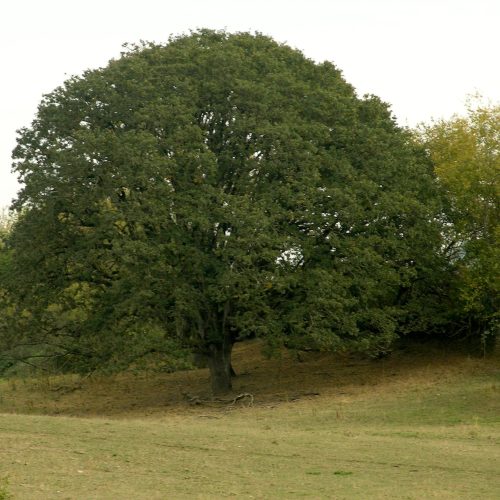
<box><xmin>5</xmin><ymin>30</ymin><xmax>443</xmax><ymax>392</ymax></box>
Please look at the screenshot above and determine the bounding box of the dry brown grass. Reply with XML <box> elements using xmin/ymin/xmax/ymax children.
<box><xmin>0</xmin><ymin>339</ymin><xmax>497</xmax><ymax>419</ymax></box>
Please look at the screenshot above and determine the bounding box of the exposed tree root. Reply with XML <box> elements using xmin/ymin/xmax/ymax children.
<box><xmin>182</xmin><ymin>392</ymin><xmax>254</xmax><ymax>407</ymax></box>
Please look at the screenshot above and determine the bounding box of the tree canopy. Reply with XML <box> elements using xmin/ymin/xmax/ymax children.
<box><xmin>6</xmin><ymin>30</ymin><xmax>443</xmax><ymax>392</ymax></box>
<box><xmin>418</xmin><ymin>100</ymin><xmax>499</xmax><ymax>350</ymax></box>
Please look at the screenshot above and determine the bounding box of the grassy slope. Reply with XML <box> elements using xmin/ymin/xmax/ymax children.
<box><xmin>0</xmin><ymin>341</ymin><xmax>499</xmax><ymax>499</ymax></box>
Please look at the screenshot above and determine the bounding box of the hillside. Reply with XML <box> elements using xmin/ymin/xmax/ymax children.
<box><xmin>0</xmin><ymin>341</ymin><xmax>499</xmax><ymax>499</ymax></box>
<box><xmin>0</xmin><ymin>340</ymin><xmax>498</xmax><ymax>418</ymax></box>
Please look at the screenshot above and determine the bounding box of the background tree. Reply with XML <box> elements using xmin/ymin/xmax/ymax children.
<box><xmin>0</xmin><ymin>209</ymin><xmax>19</xmax><ymax>374</ymax></box>
<box><xmin>9</xmin><ymin>30</ymin><xmax>442</xmax><ymax>393</ymax></box>
<box><xmin>417</xmin><ymin>99</ymin><xmax>499</xmax><ymax>352</ymax></box>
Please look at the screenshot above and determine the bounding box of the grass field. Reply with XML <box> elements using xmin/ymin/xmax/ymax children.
<box><xmin>0</xmin><ymin>341</ymin><xmax>499</xmax><ymax>499</ymax></box>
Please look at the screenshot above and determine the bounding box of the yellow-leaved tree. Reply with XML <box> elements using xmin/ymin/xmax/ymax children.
<box><xmin>420</xmin><ymin>98</ymin><xmax>499</xmax><ymax>351</ymax></box>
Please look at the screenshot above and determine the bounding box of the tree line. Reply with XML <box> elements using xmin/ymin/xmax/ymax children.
<box><xmin>0</xmin><ymin>31</ymin><xmax>497</xmax><ymax>393</ymax></box>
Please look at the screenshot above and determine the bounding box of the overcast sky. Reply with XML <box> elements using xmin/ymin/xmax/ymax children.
<box><xmin>1</xmin><ymin>0</ymin><xmax>499</xmax><ymax>208</ymax></box>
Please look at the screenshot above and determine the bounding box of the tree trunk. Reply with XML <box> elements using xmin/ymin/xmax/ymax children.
<box><xmin>207</xmin><ymin>340</ymin><xmax>233</xmax><ymax>395</ymax></box>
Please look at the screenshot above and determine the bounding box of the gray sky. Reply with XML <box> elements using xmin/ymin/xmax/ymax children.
<box><xmin>1</xmin><ymin>0</ymin><xmax>499</xmax><ymax>208</ymax></box>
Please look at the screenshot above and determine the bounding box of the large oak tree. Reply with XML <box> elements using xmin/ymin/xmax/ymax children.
<box><xmin>8</xmin><ymin>31</ymin><xmax>440</xmax><ymax>393</ymax></box>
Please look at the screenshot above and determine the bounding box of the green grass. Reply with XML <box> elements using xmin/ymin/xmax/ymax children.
<box><xmin>0</xmin><ymin>343</ymin><xmax>499</xmax><ymax>498</ymax></box>
<box><xmin>0</xmin><ymin>476</ymin><xmax>12</xmax><ymax>500</ymax></box>
<box><xmin>1</xmin><ymin>378</ymin><xmax>499</xmax><ymax>498</ymax></box>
